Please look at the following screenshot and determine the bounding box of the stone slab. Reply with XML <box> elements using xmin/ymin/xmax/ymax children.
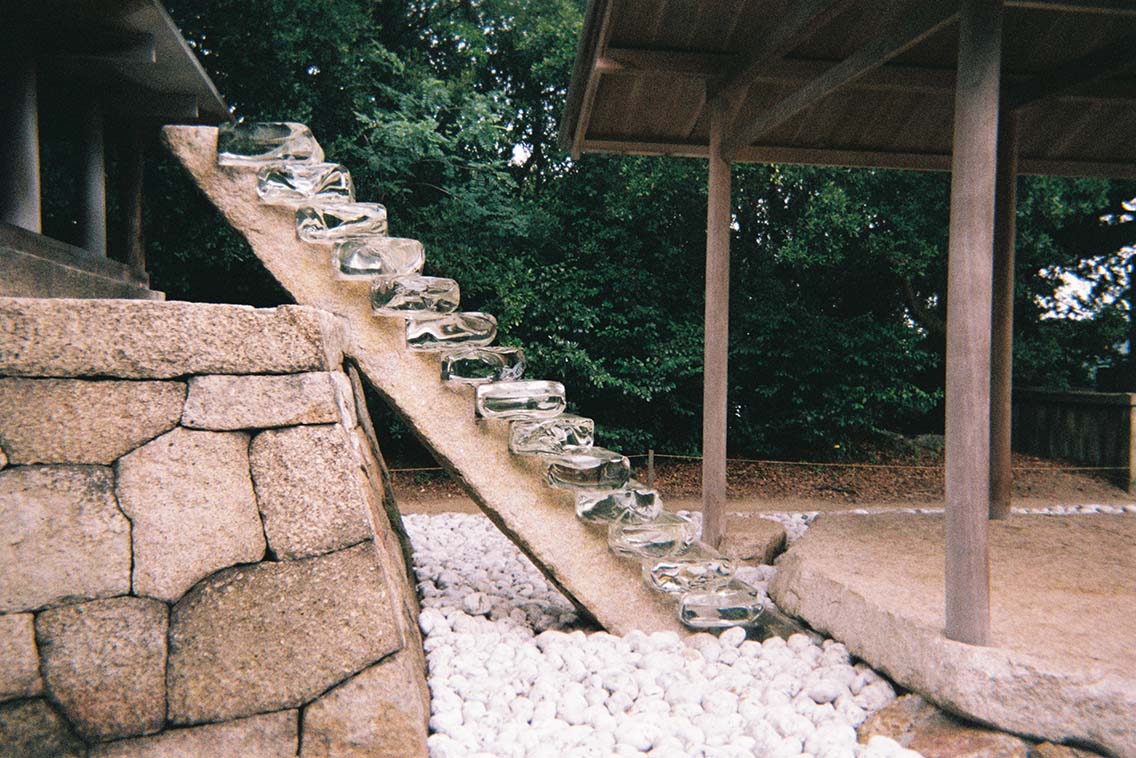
<box><xmin>1031</xmin><ymin>743</ymin><xmax>1109</xmax><ymax>758</ymax></box>
<box><xmin>36</xmin><ymin>596</ymin><xmax>168</xmax><ymax>742</ymax></box>
<box><xmin>90</xmin><ymin>710</ymin><xmax>299</xmax><ymax>758</ymax></box>
<box><xmin>0</xmin><ymin>613</ymin><xmax>42</xmax><ymax>699</ymax></box>
<box><xmin>0</xmin><ymin>699</ymin><xmax>85</xmax><ymax>758</ymax></box>
<box><xmin>116</xmin><ymin>428</ymin><xmax>265</xmax><ymax>602</ymax></box>
<box><xmin>770</xmin><ymin>513</ymin><xmax>1136</xmax><ymax>758</ymax></box>
<box><xmin>301</xmin><ymin>651</ymin><xmax>429</xmax><ymax>757</ymax></box>
<box><xmin>249</xmin><ymin>424</ymin><xmax>372</xmax><ymax>560</ymax></box>
<box><xmin>719</xmin><ymin>513</ymin><xmax>787</xmax><ymax>565</ymax></box>
<box><xmin>0</xmin><ymin>378</ymin><xmax>185</xmax><ymax>464</ymax></box>
<box><xmin>860</xmin><ymin>694</ymin><xmax>1031</xmax><ymax>758</ymax></box>
<box><xmin>0</xmin><ymin>465</ymin><xmax>130</xmax><ymax>612</ymax></box>
<box><xmin>167</xmin><ymin>541</ymin><xmax>401</xmax><ymax>724</ymax></box>
<box><xmin>0</xmin><ymin>297</ymin><xmax>346</xmax><ymax>379</ymax></box>
<box><xmin>165</xmin><ymin>124</ymin><xmax>688</xmax><ymax>636</ymax></box>
<box><xmin>182</xmin><ymin>371</ymin><xmax>354</xmax><ymax>430</ymax></box>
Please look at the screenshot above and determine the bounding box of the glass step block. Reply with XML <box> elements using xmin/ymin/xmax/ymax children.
<box><xmin>441</xmin><ymin>346</ymin><xmax>525</xmax><ymax>385</ymax></box>
<box><xmin>546</xmin><ymin>446</ymin><xmax>630</xmax><ymax>491</ymax></box>
<box><xmin>576</xmin><ymin>486</ymin><xmax>661</xmax><ymax>524</ymax></box>
<box><xmin>509</xmin><ymin>414</ymin><xmax>594</xmax><ymax>455</ymax></box>
<box><xmin>475</xmin><ymin>380</ymin><xmax>566</xmax><ymax>420</ymax></box>
<box><xmin>643</xmin><ymin>542</ymin><xmax>735</xmax><ymax>594</ymax></box>
<box><xmin>371</xmin><ymin>275</ymin><xmax>460</xmax><ymax>316</ymax></box>
<box><xmin>405</xmin><ymin>312</ymin><xmax>496</xmax><ymax>351</ymax></box>
<box><xmin>256</xmin><ymin>162</ymin><xmax>353</xmax><ymax>207</ymax></box>
<box><xmin>336</xmin><ymin>237</ymin><xmax>425</xmax><ymax>278</ymax></box>
<box><xmin>217</xmin><ymin>122</ymin><xmax>324</xmax><ymax>166</ymax></box>
<box><xmin>296</xmin><ymin>202</ymin><xmax>388</xmax><ymax>243</ymax></box>
<box><xmin>608</xmin><ymin>511</ymin><xmax>698</xmax><ymax>558</ymax></box>
<box><xmin>679</xmin><ymin>580</ymin><xmax>764</xmax><ymax>630</ymax></box>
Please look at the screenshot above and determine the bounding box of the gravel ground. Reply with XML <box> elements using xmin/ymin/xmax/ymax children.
<box><xmin>405</xmin><ymin>513</ymin><xmax>926</xmax><ymax>758</ymax></box>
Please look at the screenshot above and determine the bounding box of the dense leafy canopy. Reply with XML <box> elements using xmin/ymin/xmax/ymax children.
<box><xmin>151</xmin><ymin>0</ymin><xmax>1136</xmax><ymax>459</ymax></box>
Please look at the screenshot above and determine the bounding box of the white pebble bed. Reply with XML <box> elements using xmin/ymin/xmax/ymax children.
<box><xmin>405</xmin><ymin>513</ymin><xmax>924</xmax><ymax>758</ymax></box>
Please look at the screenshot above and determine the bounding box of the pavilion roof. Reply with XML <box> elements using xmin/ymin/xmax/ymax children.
<box><xmin>6</xmin><ymin>0</ymin><xmax>228</xmax><ymax>123</ymax></box>
<box><xmin>559</xmin><ymin>0</ymin><xmax>1136</xmax><ymax>178</ymax></box>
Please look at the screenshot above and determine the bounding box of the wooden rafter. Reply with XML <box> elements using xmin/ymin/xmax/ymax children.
<box><xmin>568</xmin><ymin>0</ymin><xmax>615</xmax><ymax>159</ymax></box>
<box><xmin>722</xmin><ymin>0</ymin><xmax>958</xmax><ymax>156</ymax></box>
<box><xmin>1005</xmin><ymin>0</ymin><xmax>1136</xmax><ymax>15</ymax></box>
<box><xmin>1007</xmin><ymin>34</ymin><xmax>1136</xmax><ymax>110</ymax></box>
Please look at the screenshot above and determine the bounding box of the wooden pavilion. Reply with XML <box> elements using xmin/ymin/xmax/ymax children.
<box><xmin>560</xmin><ymin>0</ymin><xmax>1136</xmax><ymax>646</ymax></box>
<box><xmin>0</xmin><ymin>0</ymin><xmax>228</xmax><ymax>299</ymax></box>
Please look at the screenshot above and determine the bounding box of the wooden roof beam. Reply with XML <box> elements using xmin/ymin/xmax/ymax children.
<box><xmin>1007</xmin><ymin>34</ymin><xmax>1136</xmax><ymax>110</ymax></box>
<box><xmin>722</xmin><ymin>0</ymin><xmax>958</xmax><ymax>157</ymax></box>
<box><xmin>596</xmin><ymin>48</ymin><xmax>737</xmax><ymax>78</ymax></box>
<box><xmin>708</xmin><ymin>0</ymin><xmax>861</xmax><ymax>105</ymax></box>
<box><xmin>567</xmin><ymin>0</ymin><xmax>616</xmax><ymax>159</ymax></box>
<box><xmin>1004</xmin><ymin>0</ymin><xmax>1136</xmax><ymax>16</ymax></box>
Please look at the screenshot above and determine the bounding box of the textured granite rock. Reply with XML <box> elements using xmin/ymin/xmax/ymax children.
<box><xmin>249</xmin><ymin>424</ymin><xmax>371</xmax><ymax>560</ymax></box>
<box><xmin>860</xmin><ymin>694</ymin><xmax>1031</xmax><ymax>758</ymax></box>
<box><xmin>0</xmin><ymin>613</ymin><xmax>42</xmax><ymax>699</ymax></box>
<box><xmin>0</xmin><ymin>699</ymin><xmax>85</xmax><ymax>758</ymax></box>
<box><xmin>167</xmin><ymin>541</ymin><xmax>401</xmax><ymax>724</ymax></box>
<box><xmin>0</xmin><ymin>378</ymin><xmax>185</xmax><ymax>464</ymax></box>
<box><xmin>182</xmin><ymin>371</ymin><xmax>354</xmax><ymax>431</ymax></box>
<box><xmin>0</xmin><ymin>465</ymin><xmax>130</xmax><ymax>612</ymax></box>
<box><xmin>1030</xmin><ymin>743</ymin><xmax>1109</xmax><ymax>758</ymax></box>
<box><xmin>301</xmin><ymin>651</ymin><xmax>429</xmax><ymax>757</ymax></box>
<box><xmin>116</xmin><ymin>428</ymin><xmax>265</xmax><ymax>602</ymax></box>
<box><xmin>90</xmin><ymin>710</ymin><xmax>299</xmax><ymax>758</ymax></box>
<box><xmin>164</xmin><ymin>124</ymin><xmax>688</xmax><ymax>636</ymax></box>
<box><xmin>719</xmin><ymin>514</ymin><xmax>787</xmax><ymax>565</ymax></box>
<box><xmin>0</xmin><ymin>298</ymin><xmax>346</xmax><ymax>379</ymax></box>
<box><xmin>36</xmin><ymin>596</ymin><xmax>168</xmax><ymax>741</ymax></box>
<box><xmin>772</xmin><ymin>513</ymin><xmax>1136</xmax><ymax>758</ymax></box>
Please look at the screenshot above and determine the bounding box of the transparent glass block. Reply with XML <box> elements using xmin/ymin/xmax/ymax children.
<box><xmin>217</xmin><ymin>122</ymin><xmax>324</xmax><ymax>166</ymax></box>
<box><xmin>441</xmin><ymin>347</ymin><xmax>525</xmax><ymax>385</ymax></box>
<box><xmin>405</xmin><ymin>312</ymin><xmax>496</xmax><ymax>352</ymax></box>
<box><xmin>608</xmin><ymin>511</ymin><xmax>698</xmax><ymax>558</ymax></box>
<box><xmin>475</xmin><ymin>380</ymin><xmax>566</xmax><ymax>420</ymax></box>
<box><xmin>371</xmin><ymin>276</ymin><xmax>460</xmax><ymax>316</ymax></box>
<box><xmin>643</xmin><ymin>542</ymin><xmax>735</xmax><ymax>594</ymax></box>
<box><xmin>509</xmin><ymin>414</ymin><xmax>594</xmax><ymax>455</ymax></box>
<box><xmin>296</xmin><ymin>202</ymin><xmax>388</xmax><ymax>243</ymax></box>
<box><xmin>336</xmin><ymin>237</ymin><xmax>425</xmax><ymax>278</ymax></box>
<box><xmin>576</xmin><ymin>486</ymin><xmax>662</xmax><ymax>524</ymax></box>
<box><xmin>679</xmin><ymin>580</ymin><xmax>764</xmax><ymax>629</ymax></box>
<box><xmin>546</xmin><ymin>446</ymin><xmax>630</xmax><ymax>492</ymax></box>
<box><xmin>256</xmin><ymin>162</ymin><xmax>353</xmax><ymax>207</ymax></box>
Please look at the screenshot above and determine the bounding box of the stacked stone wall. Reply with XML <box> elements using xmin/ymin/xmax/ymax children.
<box><xmin>0</xmin><ymin>297</ymin><xmax>429</xmax><ymax>757</ymax></box>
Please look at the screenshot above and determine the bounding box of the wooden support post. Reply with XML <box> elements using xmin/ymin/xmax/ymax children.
<box><xmin>647</xmin><ymin>449</ymin><xmax>656</xmax><ymax>490</ymax></box>
<box><xmin>944</xmin><ymin>0</ymin><xmax>1003</xmax><ymax>646</ymax></box>
<box><xmin>990</xmin><ymin>110</ymin><xmax>1020</xmax><ymax>520</ymax></box>
<box><xmin>702</xmin><ymin>102</ymin><xmax>731</xmax><ymax>549</ymax></box>
<box><xmin>122</xmin><ymin>127</ymin><xmax>146</xmax><ymax>274</ymax></box>
<box><xmin>0</xmin><ymin>59</ymin><xmax>42</xmax><ymax>232</ymax></box>
<box><xmin>79</xmin><ymin>99</ymin><xmax>108</xmax><ymax>256</ymax></box>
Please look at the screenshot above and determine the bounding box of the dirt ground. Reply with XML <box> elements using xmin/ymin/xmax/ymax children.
<box><xmin>392</xmin><ymin>448</ymin><xmax>1134</xmax><ymax>515</ymax></box>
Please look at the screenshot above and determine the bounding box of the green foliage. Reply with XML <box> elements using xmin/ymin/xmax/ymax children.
<box><xmin>149</xmin><ymin>0</ymin><xmax>1136</xmax><ymax>460</ymax></box>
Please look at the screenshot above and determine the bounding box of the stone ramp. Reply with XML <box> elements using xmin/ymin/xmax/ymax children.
<box><xmin>163</xmin><ymin>125</ymin><xmax>686</xmax><ymax>637</ymax></box>
<box><xmin>769</xmin><ymin>512</ymin><xmax>1136</xmax><ymax>758</ymax></box>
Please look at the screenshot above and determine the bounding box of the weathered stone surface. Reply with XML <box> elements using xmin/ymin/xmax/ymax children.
<box><xmin>164</xmin><ymin>124</ymin><xmax>689</xmax><ymax>636</ymax></box>
<box><xmin>1030</xmin><ymin>743</ymin><xmax>1108</xmax><ymax>758</ymax></box>
<box><xmin>771</xmin><ymin>514</ymin><xmax>1136</xmax><ymax>758</ymax></box>
<box><xmin>36</xmin><ymin>596</ymin><xmax>168</xmax><ymax>741</ymax></box>
<box><xmin>719</xmin><ymin>513</ymin><xmax>787</xmax><ymax>565</ymax></box>
<box><xmin>860</xmin><ymin>694</ymin><xmax>1031</xmax><ymax>758</ymax></box>
<box><xmin>0</xmin><ymin>613</ymin><xmax>42</xmax><ymax>699</ymax></box>
<box><xmin>250</xmin><ymin>424</ymin><xmax>371</xmax><ymax>560</ymax></box>
<box><xmin>301</xmin><ymin>651</ymin><xmax>429</xmax><ymax>757</ymax></box>
<box><xmin>0</xmin><ymin>466</ymin><xmax>130</xmax><ymax>612</ymax></box>
<box><xmin>0</xmin><ymin>297</ymin><xmax>346</xmax><ymax>379</ymax></box>
<box><xmin>0</xmin><ymin>446</ymin><xmax>7</xmax><ymax>469</ymax></box>
<box><xmin>167</xmin><ymin>541</ymin><xmax>401</xmax><ymax>724</ymax></box>
<box><xmin>0</xmin><ymin>699</ymin><xmax>85</xmax><ymax>758</ymax></box>
<box><xmin>182</xmin><ymin>371</ymin><xmax>355</xmax><ymax>430</ymax></box>
<box><xmin>0</xmin><ymin>378</ymin><xmax>185</xmax><ymax>464</ymax></box>
<box><xmin>90</xmin><ymin>710</ymin><xmax>299</xmax><ymax>758</ymax></box>
<box><xmin>116</xmin><ymin>428</ymin><xmax>265</xmax><ymax>602</ymax></box>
